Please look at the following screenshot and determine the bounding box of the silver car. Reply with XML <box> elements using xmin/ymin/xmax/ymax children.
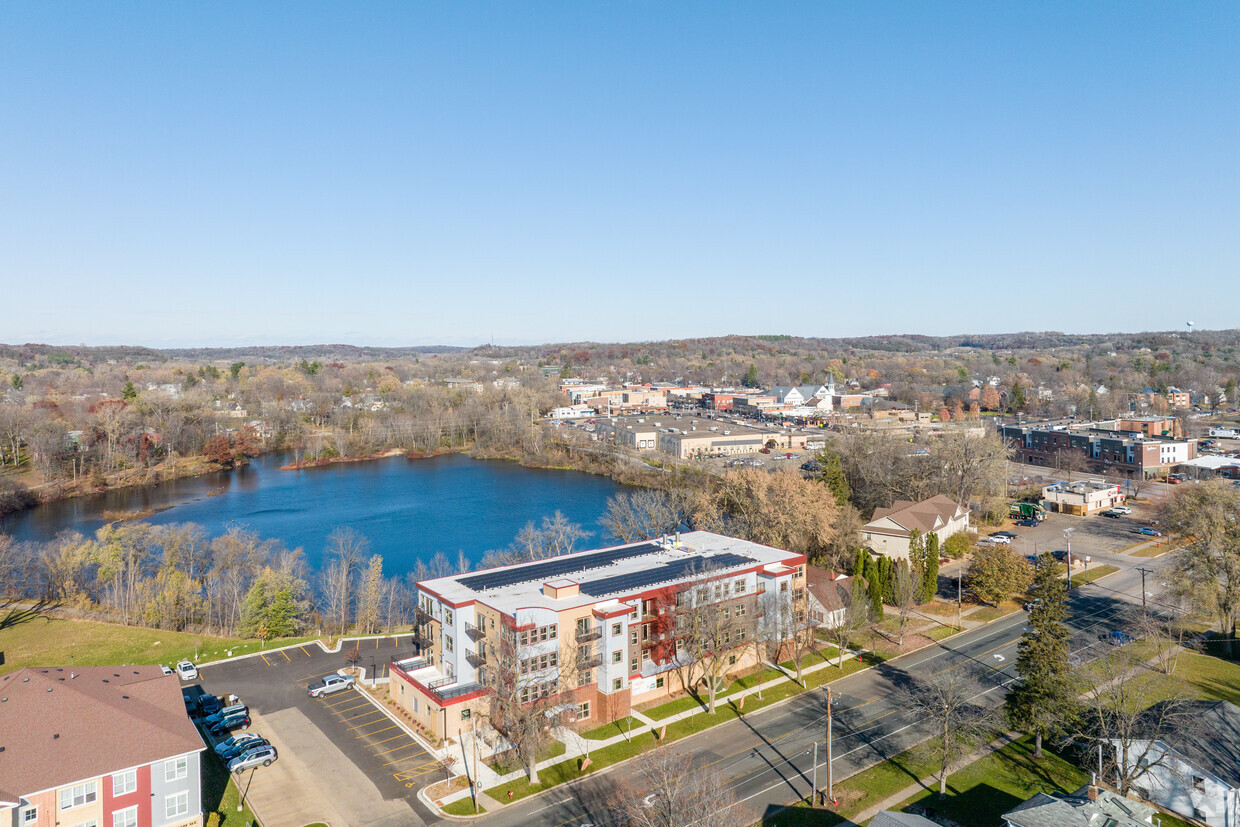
<box><xmin>228</xmin><ymin>744</ymin><xmax>278</xmax><ymax>773</ymax></box>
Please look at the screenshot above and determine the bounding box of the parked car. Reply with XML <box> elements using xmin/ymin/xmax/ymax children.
<box><xmin>992</xmin><ymin>531</ymin><xmax>1017</xmax><ymax>539</ymax></box>
<box><xmin>988</xmin><ymin>534</ymin><xmax>1013</xmax><ymax>545</ymax></box>
<box><xmin>228</xmin><ymin>745</ymin><xmax>278</xmax><ymax>773</ymax></box>
<box><xmin>976</xmin><ymin>538</ymin><xmax>998</xmax><ymax>547</ymax></box>
<box><xmin>801</xmin><ymin>462</ymin><xmax>821</xmax><ymax>472</ymax></box>
<box><xmin>197</xmin><ymin>694</ymin><xmax>223</xmax><ymax>717</ymax></box>
<box><xmin>1015</xmin><ymin>519</ymin><xmax>1039</xmax><ymax>527</ymax></box>
<box><xmin>1138</xmin><ymin>527</ymin><xmax>1163</xmax><ymax>536</ymax></box>
<box><xmin>208</xmin><ymin>713</ymin><xmax>251</xmax><ymax>736</ymax></box>
<box><xmin>182</xmin><ymin>693</ymin><xmax>196</xmax><ymax>715</ymax></box>
<box><xmin>1107</xmin><ymin>630</ymin><xmax>1135</xmax><ymax>647</ymax></box>
<box><xmin>1111</xmin><ymin>506</ymin><xmax>1132</xmax><ymax>514</ymax></box>
<box><xmin>161</xmin><ymin>665</ymin><xmax>175</xmax><ymax>676</ymax></box>
<box><xmin>1051</xmin><ymin>550</ymin><xmax>1070</xmax><ymax>562</ymax></box>
<box><xmin>307</xmin><ymin>674</ymin><xmax>355</xmax><ymax>698</ymax></box>
<box><xmin>759</xmin><ymin>448</ymin><xmax>771</xmax><ymax>454</ymax></box>
<box><xmin>1025</xmin><ymin>554</ymin><xmax>1041</xmax><ymax>564</ymax></box>
<box><xmin>215</xmin><ymin>732</ymin><xmax>265</xmax><ymax>759</ymax></box>
<box><xmin>1101</xmin><ymin>510</ymin><xmax>1121</xmax><ymax>518</ymax></box>
<box><xmin>203</xmin><ymin>704</ymin><xmax>248</xmax><ymax>728</ymax></box>
<box><xmin>175</xmin><ymin>661</ymin><xmax>198</xmax><ymax>681</ymax></box>
<box><xmin>219</xmin><ymin>737</ymin><xmax>269</xmax><ymax>762</ymax></box>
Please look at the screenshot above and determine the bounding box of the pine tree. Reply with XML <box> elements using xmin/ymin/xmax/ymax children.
<box><xmin>853</xmin><ymin>548</ymin><xmax>868</xmax><ymax>580</ymax></box>
<box><xmin>923</xmin><ymin>533</ymin><xmax>940</xmax><ymax>603</ymax></box>
<box><xmin>881</xmin><ymin>556</ymin><xmax>896</xmax><ymax>605</ymax></box>
<box><xmin>1009</xmin><ymin>380</ymin><xmax>1027</xmax><ymax>413</ymax></box>
<box><xmin>121</xmin><ymin>381</ymin><xmax>138</xmax><ymax>401</ymax></box>
<box><xmin>908</xmin><ymin>530</ymin><xmax>925</xmax><ymax>602</ymax></box>
<box><xmin>1004</xmin><ymin>555</ymin><xmax>1075</xmax><ymax>758</ymax></box>
<box><xmin>744</xmin><ymin>363</ymin><xmax>759</xmax><ymax>388</ymax></box>
<box><xmin>865</xmin><ymin>556</ymin><xmax>884</xmax><ymax>617</ymax></box>
<box><xmin>822</xmin><ymin>453</ymin><xmax>851</xmax><ymax>508</ymax></box>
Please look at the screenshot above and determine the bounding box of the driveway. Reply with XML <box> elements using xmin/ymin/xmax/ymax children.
<box><xmin>192</xmin><ymin>635</ymin><xmax>445</xmax><ymax>827</ymax></box>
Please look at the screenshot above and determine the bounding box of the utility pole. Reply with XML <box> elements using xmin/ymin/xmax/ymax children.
<box><xmin>811</xmin><ymin>741</ymin><xmax>818</xmax><ymax>807</ymax></box>
<box><xmin>957</xmin><ymin>575</ymin><xmax>963</xmax><ymax>632</ymax></box>
<box><xmin>1136</xmin><ymin>567</ymin><xmax>1153</xmax><ymax>616</ymax></box>
<box><xmin>826</xmin><ymin>686</ymin><xmax>834</xmax><ymax>806</ymax></box>
<box><xmin>1063</xmin><ymin>528</ymin><xmax>1075</xmax><ymax>590</ymax></box>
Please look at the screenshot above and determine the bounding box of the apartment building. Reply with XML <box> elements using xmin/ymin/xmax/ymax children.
<box><xmin>0</xmin><ymin>666</ymin><xmax>205</xmax><ymax>827</ymax></box>
<box><xmin>390</xmin><ymin>532</ymin><xmax>806</xmax><ymax>741</ymax></box>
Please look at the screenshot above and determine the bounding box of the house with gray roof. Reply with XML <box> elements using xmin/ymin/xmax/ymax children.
<box><xmin>1003</xmin><ymin>784</ymin><xmax>1156</xmax><ymax>827</ymax></box>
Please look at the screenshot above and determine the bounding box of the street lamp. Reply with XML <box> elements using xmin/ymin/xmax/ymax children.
<box><xmin>1063</xmin><ymin>528</ymin><xmax>1075</xmax><ymax>590</ymax></box>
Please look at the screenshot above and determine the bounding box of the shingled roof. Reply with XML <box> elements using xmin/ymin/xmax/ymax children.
<box><xmin>867</xmin><ymin>495</ymin><xmax>967</xmax><ymax>537</ymax></box>
<box><xmin>0</xmin><ymin>666</ymin><xmax>203</xmax><ymax>803</ymax></box>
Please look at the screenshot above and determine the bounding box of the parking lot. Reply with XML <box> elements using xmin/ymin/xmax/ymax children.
<box><xmin>189</xmin><ymin>635</ymin><xmax>445</xmax><ymax>827</ymax></box>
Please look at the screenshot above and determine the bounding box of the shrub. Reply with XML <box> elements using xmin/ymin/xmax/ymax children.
<box><xmin>943</xmin><ymin>533</ymin><xmax>973</xmax><ymax>558</ymax></box>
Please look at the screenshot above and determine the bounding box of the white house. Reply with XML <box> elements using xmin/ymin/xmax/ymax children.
<box><xmin>1111</xmin><ymin>700</ymin><xmax>1240</xmax><ymax>827</ymax></box>
<box><xmin>861</xmin><ymin>495</ymin><xmax>970</xmax><ymax>561</ymax></box>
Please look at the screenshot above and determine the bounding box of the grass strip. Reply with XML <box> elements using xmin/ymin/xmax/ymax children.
<box><xmin>1068</xmin><ymin>564</ymin><xmax>1119</xmax><ymax>588</ymax></box>
<box><xmin>440</xmin><ymin>798</ymin><xmax>487</xmax><ymax>816</ymax></box>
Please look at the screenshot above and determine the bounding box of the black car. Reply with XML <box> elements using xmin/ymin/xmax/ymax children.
<box><xmin>197</xmin><ymin>694</ymin><xmax>222</xmax><ymax>717</ymax></box>
<box><xmin>1051</xmin><ymin>550</ymin><xmax>1069</xmax><ymax>562</ymax></box>
<box><xmin>1101</xmin><ymin>510</ymin><xmax>1121</xmax><ymax>518</ymax></box>
<box><xmin>208</xmin><ymin>713</ymin><xmax>251</xmax><ymax>737</ymax></box>
<box><xmin>1015</xmin><ymin>519</ymin><xmax>1039</xmax><ymax>527</ymax></box>
<box><xmin>219</xmin><ymin>737</ymin><xmax>269</xmax><ymax>762</ymax></box>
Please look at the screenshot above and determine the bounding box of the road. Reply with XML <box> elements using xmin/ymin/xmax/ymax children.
<box><xmin>473</xmin><ymin>535</ymin><xmax>1174</xmax><ymax>827</ymax></box>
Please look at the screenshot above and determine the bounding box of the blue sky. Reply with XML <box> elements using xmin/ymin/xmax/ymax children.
<box><xmin>2</xmin><ymin>2</ymin><xmax>1236</xmax><ymax>347</ymax></box>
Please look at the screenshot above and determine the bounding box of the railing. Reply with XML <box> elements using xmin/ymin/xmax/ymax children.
<box><xmin>388</xmin><ymin>656</ymin><xmax>428</xmax><ymax>680</ymax></box>
<box><xmin>464</xmin><ymin>621</ymin><xmax>485</xmax><ymax>641</ymax></box>
<box><xmin>578</xmin><ymin>655</ymin><xmax>601</xmax><ymax>669</ymax></box>
<box><xmin>414</xmin><ymin>608</ymin><xmax>432</xmax><ymax>626</ymax></box>
<box><xmin>575</xmin><ymin>628</ymin><xmax>602</xmax><ymax>642</ymax></box>
<box><xmin>466</xmin><ymin>650</ymin><xmax>487</xmax><ymax>668</ymax></box>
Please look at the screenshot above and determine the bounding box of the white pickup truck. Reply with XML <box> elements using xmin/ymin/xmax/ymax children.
<box><xmin>307</xmin><ymin>674</ymin><xmax>355</xmax><ymax>698</ymax></box>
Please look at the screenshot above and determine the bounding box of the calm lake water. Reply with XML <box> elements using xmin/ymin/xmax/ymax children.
<box><xmin>0</xmin><ymin>453</ymin><xmax>625</xmax><ymax>576</ymax></box>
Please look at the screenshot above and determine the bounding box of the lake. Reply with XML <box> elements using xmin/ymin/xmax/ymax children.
<box><xmin>0</xmin><ymin>453</ymin><xmax>625</xmax><ymax>577</ymax></box>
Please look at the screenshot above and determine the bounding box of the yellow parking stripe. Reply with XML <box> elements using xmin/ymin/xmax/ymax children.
<box><xmin>330</xmin><ymin>701</ymin><xmax>370</xmax><ymax>713</ymax></box>
<box><xmin>342</xmin><ymin>709</ymin><xmax>384</xmax><ymax>723</ymax></box>
<box><xmin>300</xmin><ymin>646</ymin><xmax>311</xmax><ymax>657</ymax></box>
<box><xmin>282</xmin><ymin>649</ymin><xmax>292</xmax><ymax>662</ymax></box>
<box><xmin>367</xmin><ymin>732</ymin><xmax>406</xmax><ymax>746</ymax></box>
<box><xmin>326</xmin><ymin>694</ymin><xmax>364</xmax><ymax>707</ymax></box>
<box><xmin>260</xmin><ymin>654</ymin><xmax>271</xmax><ymax>667</ymax></box>
<box><xmin>376</xmin><ymin>743</ymin><xmax>419</xmax><ymax>760</ymax></box>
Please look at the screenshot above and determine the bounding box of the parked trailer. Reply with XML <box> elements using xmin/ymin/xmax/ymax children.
<box><xmin>1209</xmin><ymin>427</ymin><xmax>1240</xmax><ymax>439</ymax></box>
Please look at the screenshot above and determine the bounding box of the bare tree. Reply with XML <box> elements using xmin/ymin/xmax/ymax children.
<box><xmin>613</xmin><ymin>745</ymin><xmax>747</xmax><ymax>827</ymax></box>
<box><xmin>675</xmin><ymin>574</ymin><xmax>750</xmax><ymax>713</ymax></box>
<box><xmin>355</xmin><ymin>554</ymin><xmax>384</xmax><ymax>634</ymax></box>
<box><xmin>770</xmin><ymin>584</ymin><xmax>815</xmax><ymax>686</ymax></box>
<box><xmin>600</xmin><ymin>489</ymin><xmax>691</xmax><ymax>543</ymax></box>
<box><xmin>486</xmin><ymin>632</ymin><xmax>565</xmax><ymax>784</ymax></box>
<box><xmin>1160</xmin><ymin>482</ymin><xmax>1240</xmax><ymax>657</ymax></box>
<box><xmin>320</xmin><ymin>527</ymin><xmax>368</xmax><ymax>635</ymax></box>
<box><xmin>892</xmin><ymin>560</ymin><xmax>918</xmax><ymax>645</ymax></box>
<box><xmin>821</xmin><ymin>580</ymin><xmax>871</xmax><ymax>668</ymax></box>
<box><xmin>898</xmin><ymin>666</ymin><xmax>995</xmax><ymax>796</ymax></box>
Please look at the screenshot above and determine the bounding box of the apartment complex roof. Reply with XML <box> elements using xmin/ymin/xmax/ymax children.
<box><xmin>420</xmin><ymin>531</ymin><xmax>804</xmax><ymax>615</ymax></box>
<box><xmin>0</xmin><ymin>666</ymin><xmax>204</xmax><ymax>803</ymax></box>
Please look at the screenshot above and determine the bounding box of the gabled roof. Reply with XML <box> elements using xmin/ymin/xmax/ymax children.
<box><xmin>871</xmin><ymin>812</ymin><xmax>939</xmax><ymax>827</ymax></box>
<box><xmin>866</xmin><ymin>495</ymin><xmax>968</xmax><ymax>536</ymax></box>
<box><xmin>804</xmin><ymin>567</ymin><xmax>852</xmax><ymax>614</ymax></box>
<box><xmin>1003</xmin><ymin>786</ymin><xmax>1154</xmax><ymax>827</ymax></box>
<box><xmin>1149</xmin><ymin>700</ymin><xmax>1240</xmax><ymax>787</ymax></box>
<box><xmin>0</xmin><ymin>666</ymin><xmax>204</xmax><ymax>802</ymax></box>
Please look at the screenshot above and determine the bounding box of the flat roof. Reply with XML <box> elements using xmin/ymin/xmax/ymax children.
<box><xmin>420</xmin><ymin>531</ymin><xmax>803</xmax><ymax>615</ymax></box>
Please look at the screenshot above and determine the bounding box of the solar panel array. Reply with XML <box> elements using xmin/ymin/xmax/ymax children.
<box><xmin>578</xmin><ymin>552</ymin><xmax>755</xmax><ymax>597</ymax></box>
<box><xmin>457</xmin><ymin>541</ymin><xmax>665</xmax><ymax>592</ymax></box>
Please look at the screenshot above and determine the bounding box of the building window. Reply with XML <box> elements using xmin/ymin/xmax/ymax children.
<box><xmin>611</xmin><ymin>622</ymin><xmax>621</xmax><ymax>636</ymax></box>
<box><xmin>444</xmin><ymin>608</ymin><xmax>454</xmax><ymax>626</ymax></box>
<box><xmin>61</xmin><ymin>780</ymin><xmax>98</xmax><ymax>809</ymax></box>
<box><xmin>165</xmin><ymin>755</ymin><xmax>189</xmax><ymax>782</ymax></box>
<box><xmin>578</xmin><ymin>701</ymin><xmax>591</xmax><ymax>720</ymax></box>
<box><xmin>631</xmin><ymin>656</ymin><xmax>638</xmax><ymax>673</ymax></box>
<box><xmin>113</xmin><ymin>807</ymin><xmax>138</xmax><ymax>827</ymax></box>
<box><xmin>444</xmin><ymin>635</ymin><xmax>454</xmax><ymax>653</ymax></box>
<box><xmin>1193</xmin><ymin>776</ymin><xmax>1206</xmax><ymax>792</ymax></box>
<box><xmin>612</xmin><ymin>650</ymin><xmax>622</xmax><ymax>663</ymax></box>
<box><xmin>729</xmin><ymin>655</ymin><xmax>737</xmax><ymax>665</ymax></box>
<box><xmin>734</xmin><ymin>578</ymin><xmax>746</xmax><ymax>594</ymax></box>
<box><xmin>22</xmin><ymin>808</ymin><xmax>37</xmax><ymax>824</ymax></box>
<box><xmin>165</xmin><ymin>791</ymin><xmax>189</xmax><ymax>820</ymax></box>
<box><xmin>630</xmin><ymin>629</ymin><xmax>638</xmax><ymax>646</ymax></box>
<box><xmin>612</xmin><ymin>678</ymin><xmax>623</xmax><ymax>691</ymax></box>
<box><xmin>576</xmin><ymin>617</ymin><xmax>591</xmax><ymax>636</ymax></box>
<box><xmin>112</xmin><ymin>768</ymin><xmax>137</xmax><ymax>796</ymax></box>
<box><xmin>656</xmin><ymin>676</ymin><xmax>665</xmax><ymax>689</ymax></box>
<box><xmin>578</xmin><ymin>670</ymin><xmax>593</xmax><ymax>686</ymax></box>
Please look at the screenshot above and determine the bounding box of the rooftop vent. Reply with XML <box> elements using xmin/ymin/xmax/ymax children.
<box><xmin>53</xmin><ymin>733</ymin><xmax>59</xmax><ymax>739</ymax></box>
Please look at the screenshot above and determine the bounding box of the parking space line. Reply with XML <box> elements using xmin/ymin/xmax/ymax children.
<box><xmin>299</xmin><ymin>646</ymin><xmax>311</xmax><ymax>657</ymax></box>
<box><xmin>326</xmin><ymin>694</ymin><xmax>364</xmax><ymax>707</ymax></box>
<box><xmin>260</xmin><ymin>653</ymin><xmax>271</xmax><ymax>667</ymax></box>
<box><xmin>376</xmin><ymin>743</ymin><xmax>420</xmax><ymax>760</ymax></box>
<box><xmin>367</xmin><ymin>732</ymin><xmax>406</xmax><ymax>746</ymax></box>
<box><xmin>330</xmin><ymin>700</ymin><xmax>371</xmax><ymax>713</ymax></box>
<box><xmin>281</xmin><ymin>649</ymin><xmax>291</xmax><ymax>662</ymax></box>
<box><xmin>342</xmin><ymin>709</ymin><xmax>384</xmax><ymax>723</ymax></box>
<box><xmin>357</xmin><ymin>724</ymin><xmax>399</xmax><ymax>737</ymax></box>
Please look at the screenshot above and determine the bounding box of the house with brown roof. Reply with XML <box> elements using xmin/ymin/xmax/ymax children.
<box><xmin>804</xmin><ymin>567</ymin><xmax>854</xmax><ymax>629</ymax></box>
<box><xmin>862</xmin><ymin>495</ymin><xmax>970</xmax><ymax>561</ymax></box>
<box><xmin>0</xmin><ymin>666</ymin><xmax>205</xmax><ymax>827</ymax></box>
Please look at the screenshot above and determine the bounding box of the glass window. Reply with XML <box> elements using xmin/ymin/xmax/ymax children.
<box><xmin>611</xmin><ymin>622</ymin><xmax>621</xmax><ymax>636</ymax></box>
<box><xmin>113</xmin><ymin>769</ymin><xmax>137</xmax><ymax>796</ymax></box>
<box><xmin>612</xmin><ymin>678</ymin><xmax>622</xmax><ymax>691</ymax></box>
<box><xmin>22</xmin><ymin>808</ymin><xmax>37</xmax><ymax>824</ymax></box>
<box><xmin>113</xmin><ymin>807</ymin><xmax>138</xmax><ymax>827</ymax></box>
<box><xmin>444</xmin><ymin>609</ymin><xmax>454</xmax><ymax>626</ymax></box>
<box><xmin>61</xmin><ymin>781</ymin><xmax>98</xmax><ymax>810</ymax></box>
<box><xmin>578</xmin><ymin>701</ymin><xmax>591</xmax><ymax>720</ymax></box>
<box><xmin>656</xmin><ymin>676</ymin><xmax>665</xmax><ymax>689</ymax></box>
<box><xmin>165</xmin><ymin>755</ymin><xmax>188</xmax><ymax>782</ymax></box>
<box><xmin>444</xmin><ymin>635</ymin><xmax>454</xmax><ymax>652</ymax></box>
<box><xmin>630</xmin><ymin>656</ymin><xmax>638</xmax><ymax>673</ymax></box>
<box><xmin>549</xmin><ymin>624</ymin><xmax>557</xmax><ymax>640</ymax></box>
<box><xmin>165</xmin><ymin>792</ymin><xmax>189</xmax><ymax>820</ymax></box>
<box><xmin>612</xmin><ymin>650</ymin><xmax>622</xmax><ymax>663</ymax></box>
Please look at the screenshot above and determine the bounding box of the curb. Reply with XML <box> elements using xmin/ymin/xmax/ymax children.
<box><xmin>348</xmin><ymin>682</ymin><xmax>446</xmax><ymax>763</ymax></box>
<box><xmin>197</xmin><ymin>633</ymin><xmax>416</xmax><ymax>669</ymax></box>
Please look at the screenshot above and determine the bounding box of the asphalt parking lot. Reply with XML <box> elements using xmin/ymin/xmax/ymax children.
<box><xmin>190</xmin><ymin>635</ymin><xmax>444</xmax><ymax>827</ymax></box>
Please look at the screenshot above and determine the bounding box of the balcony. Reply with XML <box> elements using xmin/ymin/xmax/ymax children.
<box><xmin>465</xmin><ymin>621</ymin><xmax>486</xmax><ymax>641</ymax></box>
<box><xmin>414</xmin><ymin>608</ymin><xmax>432</xmax><ymax>626</ymax></box>
<box><xmin>578</xmin><ymin>655</ymin><xmax>601</xmax><ymax>669</ymax></box>
<box><xmin>466</xmin><ymin>650</ymin><xmax>487</xmax><ymax>668</ymax></box>
<box><xmin>392</xmin><ymin>656</ymin><xmax>483</xmax><ymax>703</ymax></box>
<box><xmin>575</xmin><ymin>628</ymin><xmax>602</xmax><ymax>643</ymax></box>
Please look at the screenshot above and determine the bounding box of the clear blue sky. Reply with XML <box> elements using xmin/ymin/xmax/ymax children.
<box><xmin>2</xmin><ymin>2</ymin><xmax>1236</xmax><ymax>347</ymax></box>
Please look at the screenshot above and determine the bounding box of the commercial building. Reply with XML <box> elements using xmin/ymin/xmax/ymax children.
<box><xmin>391</xmin><ymin>531</ymin><xmax>807</xmax><ymax>741</ymax></box>
<box><xmin>999</xmin><ymin>421</ymin><xmax>1197</xmax><ymax>479</ymax></box>
<box><xmin>594</xmin><ymin>416</ymin><xmax>663</xmax><ymax>450</ymax></box>
<box><xmin>1115</xmin><ymin>417</ymin><xmax>1182</xmax><ymax>439</ymax></box>
<box><xmin>1041</xmin><ymin>480</ymin><xmax>1125</xmax><ymax>515</ymax></box>
<box><xmin>862</xmin><ymin>495</ymin><xmax>970</xmax><ymax>560</ymax></box>
<box><xmin>654</xmin><ymin>419</ymin><xmax>784</xmax><ymax>459</ymax></box>
<box><xmin>0</xmin><ymin>666</ymin><xmax>205</xmax><ymax>827</ymax></box>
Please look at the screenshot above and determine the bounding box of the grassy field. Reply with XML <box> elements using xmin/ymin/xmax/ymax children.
<box><xmin>0</xmin><ymin>615</ymin><xmax>322</xmax><ymax>675</ymax></box>
<box><xmin>891</xmin><ymin>736</ymin><xmax>1087</xmax><ymax>826</ymax></box>
<box><xmin>1068</xmin><ymin>564</ymin><xmax>1119</xmax><ymax>588</ymax></box>
<box><xmin>440</xmin><ymin>798</ymin><xmax>487</xmax><ymax>816</ymax></box>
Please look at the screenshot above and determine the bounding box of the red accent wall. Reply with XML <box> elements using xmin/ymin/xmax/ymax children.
<box><xmin>102</xmin><ymin>763</ymin><xmax>151</xmax><ymax>826</ymax></box>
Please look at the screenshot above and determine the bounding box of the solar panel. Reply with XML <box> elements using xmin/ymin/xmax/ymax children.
<box><xmin>579</xmin><ymin>553</ymin><xmax>755</xmax><ymax>597</ymax></box>
<box><xmin>457</xmin><ymin>541</ymin><xmax>665</xmax><ymax>592</ymax></box>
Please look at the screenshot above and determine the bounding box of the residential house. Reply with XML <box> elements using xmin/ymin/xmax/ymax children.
<box><xmin>862</xmin><ymin>495</ymin><xmax>970</xmax><ymax>561</ymax></box>
<box><xmin>1003</xmin><ymin>784</ymin><xmax>1156</xmax><ymax>827</ymax></box>
<box><xmin>765</xmin><ymin>385</ymin><xmax>833</xmax><ymax>411</ymax></box>
<box><xmin>0</xmin><ymin>666</ymin><xmax>205</xmax><ymax>827</ymax></box>
<box><xmin>804</xmin><ymin>568</ymin><xmax>853</xmax><ymax>629</ymax></box>
<box><xmin>392</xmin><ymin>531</ymin><xmax>806</xmax><ymax>741</ymax></box>
<box><xmin>870</xmin><ymin>813</ymin><xmax>939</xmax><ymax>827</ymax></box>
<box><xmin>1112</xmin><ymin>700</ymin><xmax>1240</xmax><ymax>827</ymax></box>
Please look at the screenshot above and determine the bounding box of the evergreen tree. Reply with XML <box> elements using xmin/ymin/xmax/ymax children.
<box><xmin>881</xmin><ymin>556</ymin><xmax>896</xmax><ymax>605</ymax></box>
<box><xmin>822</xmin><ymin>453</ymin><xmax>851</xmax><ymax>508</ymax></box>
<box><xmin>121</xmin><ymin>381</ymin><xmax>138</xmax><ymax>401</ymax></box>
<box><xmin>1009</xmin><ymin>380</ymin><xmax>1027</xmax><ymax>413</ymax></box>
<box><xmin>865</xmin><ymin>556</ymin><xmax>884</xmax><ymax>617</ymax></box>
<box><xmin>853</xmin><ymin>548</ymin><xmax>868</xmax><ymax>580</ymax></box>
<box><xmin>908</xmin><ymin>530</ymin><xmax>925</xmax><ymax>601</ymax></box>
<box><xmin>1004</xmin><ymin>555</ymin><xmax>1075</xmax><ymax>758</ymax></box>
<box><xmin>743</xmin><ymin>363</ymin><xmax>759</xmax><ymax>388</ymax></box>
<box><xmin>923</xmin><ymin>533</ymin><xmax>940</xmax><ymax>603</ymax></box>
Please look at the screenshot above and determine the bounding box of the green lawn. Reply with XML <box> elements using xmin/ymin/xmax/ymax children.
<box><xmin>485</xmin><ymin>741</ymin><xmax>565</xmax><ymax>774</ymax></box>
<box><xmin>202</xmin><ymin>753</ymin><xmax>258</xmax><ymax>827</ymax></box>
<box><xmin>1130</xmin><ymin>544</ymin><xmax>1172</xmax><ymax>558</ymax></box>
<box><xmin>579</xmin><ymin>716</ymin><xmax>640</xmax><ymax>740</ymax></box>
<box><xmin>968</xmin><ymin>604</ymin><xmax>1018</xmax><ymax>623</ymax></box>
<box><xmin>1069</xmin><ymin>564</ymin><xmax>1119</xmax><ymax>588</ymax></box>
<box><xmin>440</xmin><ymin>798</ymin><xmax>487</xmax><ymax>816</ymax></box>
<box><xmin>923</xmin><ymin>624</ymin><xmax>962</xmax><ymax>641</ymax></box>
<box><xmin>891</xmin><ymin>736</ymin><xmax>1088</xmax><ymax>827</ymax></box>
<box><xmin>0</xmin><ymin>615</ymin><xmax>320</xmax><ymax>675</ymax></box>
<box><xmin>1176</xmin><ymin>652</ymin><xmax>1240</xmax><ymax>705</ymax></box>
